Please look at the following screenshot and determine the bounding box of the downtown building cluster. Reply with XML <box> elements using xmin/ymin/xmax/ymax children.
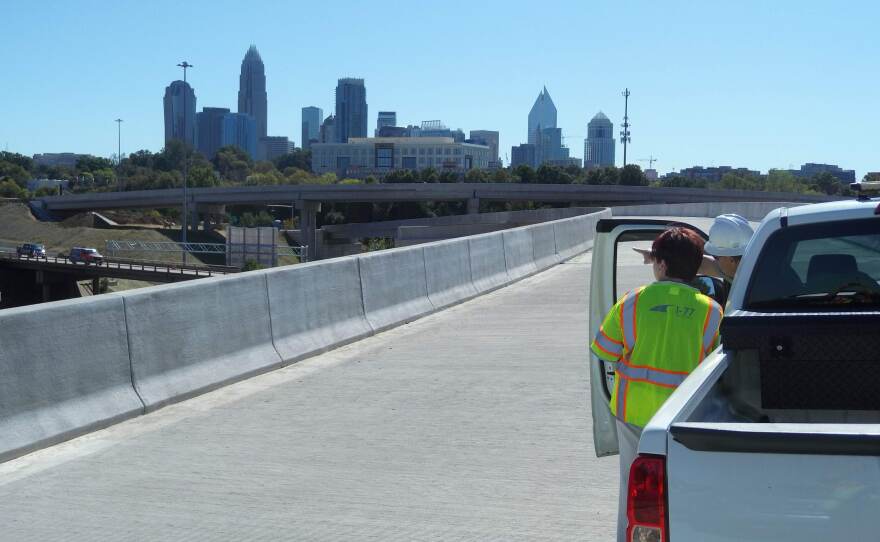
<box><xmin>510</xmin><ymin>87</ymin><xmax>616</xmax><ymax>171</ymax></box>
<box><xmin>163</xmin><ymin>45</ymin><xmax>293</xmax><ymax>162</ymax></box>
<box><xmin>306</xmin><ymin>79</ymin><xmax>500</xmax><ymax>178</ymax></box>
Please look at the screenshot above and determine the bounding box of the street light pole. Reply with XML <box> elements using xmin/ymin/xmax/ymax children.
<box><xmin>177</xmin><ymin>61</ymin><xmax>193</xmax><ymax>263</ymax></box>
<box><xmin>115</xmin><ymin>118</ymin><xmax>123</xmax><ymax>190</ymax></box>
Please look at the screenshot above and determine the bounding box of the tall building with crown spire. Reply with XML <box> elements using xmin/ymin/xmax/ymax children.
<box><xmin>527</xmin><ymin>86</ymin><xmax>557</xmax><ymax>145</ymax></box>
<box><xmin>238</xmin><ymin>45</ymin><xmax>267</xmax><ymax>138</ymax></box>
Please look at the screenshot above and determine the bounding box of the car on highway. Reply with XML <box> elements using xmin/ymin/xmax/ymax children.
<box><xmin>589</xmin><ymin>193</ymin><xmax>880</xmax><ymax>541</ymax></box>
<box><xmin>68</xmin><ymin>247</ymin><xmax>104</xmax><ymax>265</ymax></box>
<box><xmin>16</xmin><ymin>243</ymin><xmax>47</xmax><ymax>258</ymax></box>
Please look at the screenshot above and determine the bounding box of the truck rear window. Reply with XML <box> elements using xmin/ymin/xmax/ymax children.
<box><xmin>745</xmin><ymin>218</ymin><xmax>880</xmax><ymax>311</ymax></box>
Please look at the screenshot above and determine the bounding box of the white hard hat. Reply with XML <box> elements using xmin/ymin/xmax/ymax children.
<box><xmin>704</xmin><ymin>214</ymin><xmax>754</xmax><ymax>257</ymax></box>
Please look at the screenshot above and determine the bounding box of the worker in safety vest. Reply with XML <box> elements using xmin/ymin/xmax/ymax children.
<box><xmin>590</xmin><ymin>226</ymin><xmax>722</xmax><ymax>542</ymax></box>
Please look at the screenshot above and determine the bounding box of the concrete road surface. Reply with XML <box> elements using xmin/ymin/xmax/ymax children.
<box><xmin>0</xmin><ymin>251</ymin><xmax>617</xmax><ymax>541</ymax></box>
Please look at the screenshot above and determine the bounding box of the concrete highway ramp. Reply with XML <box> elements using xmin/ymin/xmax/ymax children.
<box><xmin>0</xmin><ymin>252</ymin><xmax>615</xmax><ymax>540</ymax></box>
<box><xmin>0</xmin><ymin>210</ymin><xmax>619</xmax><ymax>539</ymax></box>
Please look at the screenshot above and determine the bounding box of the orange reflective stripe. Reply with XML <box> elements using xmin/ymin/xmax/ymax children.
<box><xmin>600</xmin><ymin>328</ymin><xmax>623</xmax><ymax>346</ymax></box>
<box><xmin>620</xmin><ymin>358</ymin><xmax>689</xmax><ymax>376</ymax></box>
<box><xmin>698</xmin><ymin>302</ymin><xmax>722</xmax><ymax>360</ymax></box>
<box><xmin>617</xmin><ymin>363</ymin><xmax>687</xmax><ymax>388</ymax></box>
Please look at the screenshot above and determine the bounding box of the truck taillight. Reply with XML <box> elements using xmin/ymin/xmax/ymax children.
<box><xmin>627</xmin><ymin>454</ymin><xmax>667</xmax><ymax>542</ymax></box>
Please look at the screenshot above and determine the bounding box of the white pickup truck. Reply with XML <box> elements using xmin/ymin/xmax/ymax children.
<box><xmin>589</xmin><ymin>199</ymin><xmax>880</xmax><ymax>542</ymax></box>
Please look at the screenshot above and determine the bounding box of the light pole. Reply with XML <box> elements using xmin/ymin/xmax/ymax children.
<box><xmin>177</xmin><ymin>61</ymin><xmax>193</xmax><ymax>263</ymax></box>
<box><xmin>620</xmin><ymin>88</ymin><xmax>631</xmax><ymax>167</ymax></box>
<box><xmin>115</xmin><ymin>118</ymin><xmax>123</xmax><ymax>190</ymax></box>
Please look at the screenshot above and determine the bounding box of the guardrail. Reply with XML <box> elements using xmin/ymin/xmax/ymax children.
<box><xmin>0</xmin><ymin>251</ymin><xmax>236</xmax><ymax>278</ymax></box>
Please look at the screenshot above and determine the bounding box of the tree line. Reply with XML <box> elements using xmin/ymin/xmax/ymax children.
<box><xmin>0</xmin><ymin>143</ymin><xmax>868</xmax><ymax>200</ymax></box>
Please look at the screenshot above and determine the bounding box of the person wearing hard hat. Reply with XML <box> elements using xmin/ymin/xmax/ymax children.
<box><xmin>701</xmin><ymin>213</ymin><xmax>755</xmax><ymax>281</ymax></box>
<box><xmin>634</xmin><ymin>214</ymin><xmax>754</xmax><ymax>305</ymax></box>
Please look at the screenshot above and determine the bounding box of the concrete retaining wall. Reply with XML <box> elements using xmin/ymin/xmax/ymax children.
<box><xmin>531</xmin><ymin>222</ymin><xmax>559</xmax><ymax>270</ymax></box>
<box><xmin>424</xmin><ymin>238</ymin><xmax>477</xmax><ymax>309</ymax></box>
<box><xmin>122</xmin><ymin>273</ymin><xmax>281</xmax><ymax>411</ymax></box>
<box><xmin>0</xmin><ymin>296</ymin><xmax>144</xmax><ymax>462</ymax></box>
<box><xmin>468</xmin><ymin>232</ymin><xmax>510</xmax><ymax>294</ymax></box>
<box><xmin>611</xmin><ymin>202</ymin><xmax>803</xmax><ymax>222</ymax></box>
<box><xmin>503</xmin><ymin>227</ymin><xmax>538</xmax><ymax>280</ymax></box>
<box><xmin>266</xmin><ymin>257</ymin><xmax>372</xmax><ymax>364</ymax></box>
<box><xmin>0</xmin><ymin>208</ymin><xmax>610</xmax><ymax>462</ymax></box>
<box><xmin>358</xmin><ymin>246</ymin><xmax>434</xmax><ymax>332</ymax></box>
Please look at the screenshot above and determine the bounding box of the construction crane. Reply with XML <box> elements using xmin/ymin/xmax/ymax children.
<box><xmin>638</xmin><ymin>156</ymin><xmax>658</xmax><ymax>169</ymax></box>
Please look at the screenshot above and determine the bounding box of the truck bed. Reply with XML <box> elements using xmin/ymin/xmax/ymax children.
<box><xmin>660</xmin><ymin>311</ymin><xmax>880</xmax><ymax>541</ymax></box>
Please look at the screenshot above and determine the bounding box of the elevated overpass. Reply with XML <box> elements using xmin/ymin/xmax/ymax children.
<box><xmin>0</xmin><ymin>203</ymin><xmax>782</xmax><ymax>539</ymax></box>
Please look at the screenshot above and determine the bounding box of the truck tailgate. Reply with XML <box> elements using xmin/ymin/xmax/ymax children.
<box><xmin>666</xmin><ymin>423</ymin><xmax>880</xmax><ymax>541</ymax></box>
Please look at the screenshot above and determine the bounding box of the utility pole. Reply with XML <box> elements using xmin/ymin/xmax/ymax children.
<box><xmin>620</xmin><ymin>88</ymin><xmax>631</xmax><ymax>167</ymax></box>
<box><xmin>115</xmin><ymin>118</ymin><xmax>123</xmax><ymax>190</ymax></box>
<box><xmin>177</xmin><ymin>61</ymin><xmax>193</xmax><ymax>263</ymax></box>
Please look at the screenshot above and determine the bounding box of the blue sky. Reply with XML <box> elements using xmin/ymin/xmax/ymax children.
<box><xmin>2</xmin><ymin>0</ymin><xmax>878</xmax><ymax>178</ymax></box>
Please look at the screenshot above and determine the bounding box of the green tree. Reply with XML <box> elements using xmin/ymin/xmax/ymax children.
<box><xmin>274</xmin><ymin>149</ymin><xmax>311</xmax><ymax>171</ymax></box>
<box><xmin>0</xmin><ymin>161</ymin><xmax>30</xmax><ymax>187</ymax></box>
<box><xmin>213</xmin><ymin>145</ymin><xmax>253</xmax><ymax>183</ymax></box>
<box><xmin>75</xmin><ymin>155</ymin><xmax>114</xmax><ymax>173</ymax></box>
<box><xmin>419</xmin><ymin>167</ymin><xmax>439</xmax><ymax>182</ymax></box>
<box><xmin>0</xmin><ymin>179</ymin><xmax>28</xmax><ymax>198</ymax></box>
<box><xmin>0</xmin><ymin>152</ymin><xmax>33</xmax><ymax>171</ymax></box>
<box><xmin>513</xmin><ymin>164</ymin><xmax>536</xmax><ymax>183</ymax></box>
<box><xmin>465</xmin><ymin>169</ymin><xmax>489</xmax><ymax>182</ymax></box>
<box><xmin>619</xmin><ymin>164</ymin><xmax>647</xmax><ymax>186</ymax></box>
<box><xmin>810</xmin><ymin>172</ymin><xmax>842</xmax><ymax>195</ymax></box>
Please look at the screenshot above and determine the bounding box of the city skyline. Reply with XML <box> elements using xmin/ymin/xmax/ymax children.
<box><xmin>2</xmin><ymin>1</ymin><xmax>878</xmax><ymax>178</ymax></box>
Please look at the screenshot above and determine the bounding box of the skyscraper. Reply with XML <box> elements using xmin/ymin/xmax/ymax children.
<box><xmin>196</xmin><ymin>107</ymin><xmax>230</xmax><ymax>159</ymax></box>
<box><xmin>163</xmin><ymin>80</ymin><xmax>196</xmax><ymax>147</ymax></box>
<box><xmin>335</xmin><ymin>78</ymin><xmax>367</xmax><ymax>143</ymax></box>
<box><xmin>584</xmin><ymin>112</ymin><xmax>615</xmax><ymax>169</ymax></box>
<box><xmin>238</xmin><ymin>45</ymin><xmax>267</xmax><ymax>139</ymax></box>
<box><xmin>221</xmin><ymin>112</ymin><xmax>257</xmax><ymax>159</ymax></box>
<box><xmin>375</xmin><ymin>111</ymin><xmax>396</xmax><ymax>135</ymax></box>
<box><xmin>527</xmin><ymin>86</ymin><xmax>557</xmax><ymax>145</ymax></box>
<box><xmin>320</xmin><ymin>114</ymin><xmax>336</xmax><ymax>143</ymax></box>
<box><xmin>469</xmin><ymin>130</ymin><xmax>500</xmax><ymax>163</ymax></box>
<box><xmin>301</xmin><ymin>106</ymin><xmax>323</xmax><ymax>149</ymax></box>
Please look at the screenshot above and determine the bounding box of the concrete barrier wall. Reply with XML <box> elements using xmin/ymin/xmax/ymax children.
<box><xmin>0</xmin><ymin>208</ymin><xmax>610</xmax><ymax>462</ymax></box>
<box><xmin>358</xmin><ymin>246</ymin><xmax>434</xmax><ymax>332</ymax></box>
<box><xmin>0</xmin><ymin>296</ymin><xmax>144</xmax><ymax>462</ymax></box>
<box><xmin>611</xmin><ymin>202</ymin><xmax>802</xmax><ymax>222</ymax></box>
<box><xmin>122</xmin><ymin>273</ymin><xmax>281</xmax><ymax>411</ymax></box>
<box><xmin>266</xmin><ymin>257</ymin><xmax>373</xmax><ymax>364</ymax></box>
<box><xmin>424</xmin><ymin>238</ymin><xmax>478</xmax><ymax>309</ymax></box>
<box><xmin>468</xmin><ymin>232</ymin><xmax>510</xmax><ymax>294</ymax></box>
<box><xmin>553</xmin><ymin>215</ymin><xmax>585</xmax><ymax>259</ymax></box>
<box><xmin>503</xmin><ymin>227</ymin><xmax>538</xmax><ymax>280</ymax></box>
<box><xmin>531</xmin><ymin>222</ymin><xmax>559</xmax><ymax>270</ymax></box>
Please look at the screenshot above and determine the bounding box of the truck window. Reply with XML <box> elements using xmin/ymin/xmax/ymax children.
<box><xmin>745</xmin><ymin>218</ymin><xmax>880</xmax><ymax>311</ymax></box>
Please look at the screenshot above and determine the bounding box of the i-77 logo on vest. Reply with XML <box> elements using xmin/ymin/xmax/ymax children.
<box><xmin>649</xmin><ymin>304</ymin><xmax>696</xmax><ymax>318</ymax></box>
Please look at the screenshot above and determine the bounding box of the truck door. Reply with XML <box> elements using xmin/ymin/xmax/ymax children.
<box><xmin>589</xmin><ymin>218</ymin><xmax>708</xmax><ymax>457</ymax></box>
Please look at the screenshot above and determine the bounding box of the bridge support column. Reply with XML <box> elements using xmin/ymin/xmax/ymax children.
<box><xmin>296</xmin><ymin>200</ymin><xmax>321</xmax><ymax>261</ymax></box>
<box><xmin>190</xmin><ymin>206</ymin><xmax>199</xmax><ymax>233</ymax></box>
<box><xmin>92</xmin><ymin>278</ymin><xmax>101</xmax><ymax>295</ymax></box>
<box><xmin>467</xmin><ymin>198</ymin><xmax>480</xmax><ymax>215</ymax></box>
<box><xmin>35</xmin><ymin>270</ymin><xmax>50</xmax><ymax>302</ymax></box>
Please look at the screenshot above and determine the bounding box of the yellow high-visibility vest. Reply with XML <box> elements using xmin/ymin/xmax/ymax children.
<box><xmin>591</xmin><ymin>281</ymin><xmax>722</xmax><ymax>427</ymax></box>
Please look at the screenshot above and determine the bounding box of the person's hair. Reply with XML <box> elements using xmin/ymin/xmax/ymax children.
<box><xmin>651</xmin><ymin>227</ymin><xmax>705</xmax><ymax>281</ymax></box>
